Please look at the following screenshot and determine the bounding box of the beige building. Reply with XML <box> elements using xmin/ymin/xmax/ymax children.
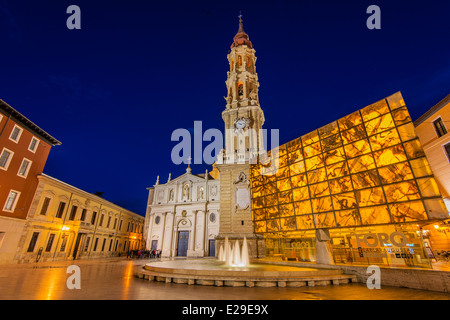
<box><xmin>414</xmin><ymin>94</ymin><xmax>450</xmax><ymax>212</ymax></box>
<box><xmin>14</xmin><ymin>174</ymin><xmax>144</xmax><ymax>264</ymax></box>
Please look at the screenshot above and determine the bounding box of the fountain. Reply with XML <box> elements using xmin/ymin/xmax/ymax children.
<box><xmin>137</xmin><ymin>235</ymin><xmax>356</xmax><ymax>287</ymax></box>
<box><xmin>218</xmin><ymin>235</ymin><xmax>250</xmax><ymax>267</ymax></box>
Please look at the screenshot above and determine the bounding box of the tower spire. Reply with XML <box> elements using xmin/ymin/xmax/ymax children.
<box><xmin>231</xmin><ymin>12</ymin><xmax>252</xmax><ymax>49</ymax></box>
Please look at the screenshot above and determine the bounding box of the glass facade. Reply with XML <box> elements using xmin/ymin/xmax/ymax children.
<box><xmin>250</xmin><ymin>92</ymin><xmax>448</xmax><ymax>268</ymax></box>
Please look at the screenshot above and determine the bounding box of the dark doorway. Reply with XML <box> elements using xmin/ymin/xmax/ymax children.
<box><xmin>72</xmin><ymin>233</ymin><xmax>84</xmax><ymax>260</ymax></box>
<box><xmin>177</xmin><ymin>231</ymin><xmax>189</xmax><ymax>256</ymax></box>
<box><xmin>209</xmin><ymin>239</ymin><xmax>216</xmax><ymax>257</ymax></box>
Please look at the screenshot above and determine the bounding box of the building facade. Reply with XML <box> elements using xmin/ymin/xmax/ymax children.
<box><xmin>250</xmin><ymin>91</ymin><xmax>449</xmax><ymax>268</ymax></box>
<box><xmin>145</xmin><ymin>167</ymin><xmax>220</xmax><ymax>258</ymax></box>
<box><xmin>414</xmin><ymin>94</ymin><xmax>450</xmax><ymax>257</ymax></box>
<box><xmin>14</xmin><ymin>174</ymin><xmax>144</xmax><ymax>264</ymax></box>
<box><xmin>0</xmin><ymin>99</ymin><xmax>61</xmax><ymax>264</ymax></box>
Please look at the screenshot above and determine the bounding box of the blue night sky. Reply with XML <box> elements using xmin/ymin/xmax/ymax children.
<box><xmin>1</xmin><ymin>0</ymin><xmax>449</xmax><ymax>216</ymax></box>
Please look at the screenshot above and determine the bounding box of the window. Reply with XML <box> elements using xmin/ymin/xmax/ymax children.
<box><xmin>444</xmin><ymin>142</ymin><xmax>450</xmax><ymax>162</ymax></box>
<box><xmin>56</xmin><ymin>201</ymin><xmax>66</xmax><ymax>218</ymax></box>
<box><xmin>28</xmin><ymin>137</ymin><xmax>39</xmax><ymax>153</ymax></box>
<box><xmin>45</xmin><ymin>234</ymin><xmax>55</xmax><ymax>252</ymax></box>
<box><xmin>27</xmin><ymin>232</ymin><xmax>39</xmax><ymax>252</ymax></box>
<box><xmin>3</xmin><ymin>190</ymin><xmax>20</xmax><ymax>212</ymax></box>
<box><xmin>80</xmin><ymin>209</ymin><xmax>87</xmax><ymax>221</ymax></box>
<box><xmin>99</xmin><ymin>214</ymin><xmax>104</xmax><ymax>226</ymax></box>
<box><xmin>60</xmin><ymin>236</ymin><xmax>68</xmax><ymax>252</ymax></box>
<box><xmin>119</xmin><ymin>219</ymin><xmax>123</xmax><ymax>231</ymax></box>
<box><xmin>433</xmin><ymin>117</ymin><xmax>447</xmax><ymax>137</ymax></box>
<box><xmin>93</xmin><ymin>237</ymin><xmax>99</xmax><ymax>251</ymax></box>
<box><xmin>91</xmin><ymin>211</ymin><xmax>97</xmax><ymax>225</ymax></box>
<box><xmin>17</xmin><ymin>158</ymin><xmax>32</xmax><ymax>178</ymax></box>
<box><xmin>101</xmin><ymin>238</ymin><xmax>106</xmax><ymax>251</ymax></box>
<box><xmin>113</xmin><ymin>218</ymin><xmax>117</xmax><ymax>229</ymax></box>
<box><xmin>68</xmin><ymin>206</ymin><xmax>78</xmax><ymax>220</ymax></box>
<box><xmin>84</xmin><ymin>237</ymin><xmax>91</xmax><ymax>252</ymax></box>
<box><xmin>9</xmin><ymin>125</ymin><xmax>23</xmax><ymax>143</ymax></box>
<box><xmin>238</xmin><ymin>55</ymin><xmax>242</xmax><ymax>66</ymax></box>
<box><xmin>107</xmin><ymin>216</ymin><xmax>111</xmax><ymax>228</ymax></box>
<box><xmin>0</xmin><ymin>148</ymin><xmax>14</xmax><ymax>170</ymax></box>
<box><xmin>40</xmin><ymin>197</ymin><xmax>51</xmax><ymax>215</ymax></box>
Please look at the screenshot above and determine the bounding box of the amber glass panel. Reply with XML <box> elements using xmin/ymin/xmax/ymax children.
<box><xmin>338</xmin><ymin>110</ymin><xmax>362</xmax><ymax>131</ymax></box>
<box><xmin>365</xmin><ymin>113</ymin><xmax>395</xmax><ymax>136</ymax></box>
<box><xmin>277</xmin><ymin>178</ymin><xmax>292</xmax><ymax>191</ymax></box>
<box><xmin>252</xmin><ymin>197</ymin><xmax>264</xmax><ymax>209</ymax></box>
<box><xmin>378</xmin><ymin>162</ymin><xmax>414</xmax><ymax>184</ymax></box>
<box><xmin>307</xmin><ymin>167</ymin><xmax>327</xmax><ymax>184</ymax></box>
<box><xmin>410</xmin><ymin>158</ymin><xmax>433</xmax><ymax>178</ymax></box>
<box><xmin>287</xmin><ymin>148</ymin><xmax>303</xmax><ymax>165</ymax></box>
<box><xmin>265</xmin><ymin>206</ymin><xmax>279</xmax><ymax>219</ymax></box>
<box><xmin>352</xmin><ymin>169</ymin><xmax>380</xmax><ymax>190</ymax></box>
<box><xmin>369</xmin><ymin>128</ymin><xmax>401</xmax><ymax>151</ymax></box>
<box><xmin>348</xmin><ymin>154</ymin><xmax>376</xmax><ymax>173</ymax></box>
<box><xmin>335</xmin><ymin>209</ymin><xmax>360</xmax><ymax>227</ymax></box>
<box><xmin>383</xmin><ymin>181</ymin><xmax>421</xmax><ymax>203</ymax></box>
<box><xmin>289</xmin><ymin>161</ymin><xmax>306</xmax><ymax>176</ymax></box>
<box><xmin>301</xmin><ymin>130</ymin><xmax>319</xmax><ymax>146</ymax></box>
<box><xmin>266</xmin><ymin>219</ymin><xmax>280</xmax><ymax>232</ymax></box>
<box><xmin>324</xmin><ymin>147</ymin><xmax>346</xmax><ymax>166</ymax></box>
<box><xmin>293</xmin><ymin>187</ymin><xmax>310</xmax><ymax>202</ymax></box>
<box><xmin>332</xmin><ymin>192</ymin><xmax>357</xmax><ymax>210</ymax></box>
<box><xmin>291</xmin><ymin>173</ymin><xmax>308</xmax><ymax>188</ymax></box>
<box><xmin>253</xmin><ymin>209</ymin><xmax>265</xmax><ymax>221</ymax></box>
<box><xmin>276</xmin><ymin>166</ymin><xmax>290</xmax><ymax>180</ymax></box>
<box><xmin>344</xmin><ymin>139</ymin><xmax>372</xmax><ymax>159</ymax></box>
<box><xmin>392</xmin><ymin>107</ymin><xmax>412</xmax><ymax>126</ymax></box>
<box><xmin>361</xmin><ymin>100</ymin><xmax>390</xmax><ymax>122</ymax></box>
<box><xmin>303</xmin><ymin>142</ymin><xmax>322</xmax><ymax>158</ymax></box>
<box><xmin>319</xmin><ymin>121</ymin><xmax>339</xmax><ymax>139</ymax></box>
<box><xmin>326</xmin><ymin>161</ymin><xmax>349</xmax><ymax>180</ymax></box>
<box><xmin>263</xmin><ymin>182</ymin><xmax>278</xmax><ymax>195</ymax></box>
<box><xmin>278</xmin><ymin>154</ymin><xmax>288</xmax><ymax>168</ymax></box>
<box><xmin>373</xmin><ymin>145</ymin><xmax>407</xmax><ymax>167</ymax></box>
<box><xmin>359</xmin><ymin>205</ymin><xmax>391</xmax><ymax>225</ymax></box>
<box><xmin>280</xmin><ymin>216</ymin><xmax>297</xmax><ymax>231</ymax></box>
<box><xmin>329</xmin><ymin>176</ymin><xmax>353</xmax><ymax>194</ymax></box>
<box><xmin>416</xmin><ymin>177</ymin><xmax>441</xmax><ymax>198</ymax></box>
<box><xmin>254</xmin><ymin>221</ymin><xmax>266</xmax><ymax>233</ymax></box>
<box><xmin>278</xmin><ymin>190</ymin><xmax>293</xmax><ymax>204</ymax></box>
<box><xmin>397</xmin><ymin>123</ymin><xmax>417</xmax><ymax>142</ymax></box>
<box><xmin>322</xmin><ymin>134</ymin><xmax>342</xmax><ymax>152</ymax></box>
<box><xmin>341</xmin><ymin>124</ymin><xmax>367</xmax><ymax>145</ymax></box>
<box><xmin>389</xmin><ymin>201</ymin><xmax>427</xmax><ymax>222</ymax></box>
<box><xmin>356</xmin><ymin>187</ymin><xmax>385</xmax><ymax>207</ymax></box>
<box><xmin>386</xmin><ymin>92</ymin><xmax>405</xmax><ymax>110</ymax></box>
<box><xmin>294</xmin><ymin>200</ymin><xmax>312</xmax><ymax>215</ymax></box>
<box><xmin>279</xmin><ymin>203</ymin><xmax>295</xmax><ymax>217</ymax></box>
<box><xmin>296</xmin><ymin>215</ymin><xmax>315</xmax><ymax>230</ymax></box>
<box><xmin>310</xmin><ymin>181</ymin><xmax>330</xmax><ymax>198</ymax></box>
<box><xmin>403</xmin><ymin>139</ymin><xmax>425</xmax><ymax>160</ymax></box>
<box><xmin>251</xmin><ymin>185</ymin><xmax>264</xmax><ymax>198</ymax></box>
<box><xmin>311</xmin><ymin>196</ymin><xmax>333</xmax><ymax>213</ymax></box>
<box><xmin>265</xmin><ymin>193</ymin><xmax>279</xmax><ymax>206</ymax></box>
<box><xmin>286</xmin><ymin>138</ymin><xmax>301</xmax><ymax>153</ymax></box>
<box><xmin>314</xmin><ymin>212</ymin><xmax>336</xmax><ymax>228</ymax></box>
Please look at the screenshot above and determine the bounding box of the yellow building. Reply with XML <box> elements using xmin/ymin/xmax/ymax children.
<box><xmin>414</xmin><ymin>94</ymin><xmax>450</xmax><ymax>259</ymax></box>
<box><xmin>14</xmin><ymin>174</ymin><xmax>144</xmax><ymax>263</ymax></box>
<box><xmin>250</xmin><ymin>92</ymin><xmax>449</xmax><ymax>268</ymax></box>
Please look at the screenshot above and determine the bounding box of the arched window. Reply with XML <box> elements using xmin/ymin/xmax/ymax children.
<box><xmin>238</xmin><ymin>82</ymin><xmax>244</xmax><ymax>96</ymax></box>
<box><xmin>238</xmin><ymin>55</ymin><xmax>242</xmax><ymax>66</ymax></box>
<box><xmin>231</xmin><ymin>59</ymin><xmax>234</xmax><ymax>70</ymax></box>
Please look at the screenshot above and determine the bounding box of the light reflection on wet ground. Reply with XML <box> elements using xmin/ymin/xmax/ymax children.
<box><xmin>0</xmin><ymin>258</ymin><xmax>448</xmax><ymax>300</ymax></box>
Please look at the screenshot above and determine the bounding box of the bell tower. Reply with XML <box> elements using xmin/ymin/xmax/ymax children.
<box><xmin>219</xmin><ymin>14</ymin><xmax>265</xmax><ymax>165</ymax></box>
<box><xmin>216</xmin><ymin>15</ymin><xmax>265</xmax><ymax>259</ymax></box>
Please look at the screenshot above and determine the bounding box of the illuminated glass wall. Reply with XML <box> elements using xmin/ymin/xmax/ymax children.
<box><xmin>250</xmin><ymin>92</ymin><xmax>448</xmax><ymax>235</ymax></box>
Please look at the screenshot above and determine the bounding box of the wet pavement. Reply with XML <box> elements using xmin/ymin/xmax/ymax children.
<box><xmin>0</xmin><ymin>258</ymin><xmax>449</xmax><ymax>300</ymax></box>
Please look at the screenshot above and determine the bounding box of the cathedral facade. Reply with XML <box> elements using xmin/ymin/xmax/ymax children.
<box><xmin>144</xmin><ymin>16</ymin><xmax>265</xmax><ymax>258</ymax></box>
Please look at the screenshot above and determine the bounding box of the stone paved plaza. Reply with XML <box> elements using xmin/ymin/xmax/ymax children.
<box><xmin>0</xmin><ymin>257</ymin><xmax>449</xmax><ymax>300</ymax></box>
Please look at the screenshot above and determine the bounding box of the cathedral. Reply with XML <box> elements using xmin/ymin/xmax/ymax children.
<box><xmin>144</xmin><ymin>16</ymin><xmax>265</xmax><ymax>258</ymax></box>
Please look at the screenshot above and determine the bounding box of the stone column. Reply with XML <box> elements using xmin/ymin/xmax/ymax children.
<box><xmin>162</xmin><ymin>212</ymin><xmax>173</xmax><ymax>257</ymax></box>
<box><xmin>195</xmin><ymin>210</ymin><xmax>205</xmax><ymax>256</ymax></box>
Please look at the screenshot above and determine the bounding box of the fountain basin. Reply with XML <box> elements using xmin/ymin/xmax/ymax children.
<box><xmin>135</xmin><ymin>259</ymin><xmax>357</xmax><ymax>287</ymax></box>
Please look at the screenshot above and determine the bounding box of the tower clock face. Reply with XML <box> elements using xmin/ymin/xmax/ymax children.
<box><xmin>234</xmin><ymin>118</ymin><xmax>248</xmax><ymax>130</ymax></box>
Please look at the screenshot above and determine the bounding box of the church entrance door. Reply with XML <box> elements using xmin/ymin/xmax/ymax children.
<box><xmin>209</xmin><ymin>239</ymin><xmax>216</xmax><ymax>256</ymax></box>
<box><xmin>177</xmin><ymin>231</ymin><xmax>189</xmax><ymax>256</ymax></box>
